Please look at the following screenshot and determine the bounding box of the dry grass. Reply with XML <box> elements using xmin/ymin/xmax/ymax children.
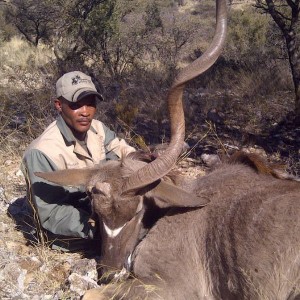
<box><xmin>83</xmin><ymin>275</ymin><xmax>164</xmax><ymax>300</ymax></box>
<box><xmin>0</xmin><ymin>133</ymin><xmax>26</xmax><ymax>204</ymax></box>
<box><xmin>0</xmin><ymin>37</ymin><xmax>54</xmax><ymax>70</ymax></box>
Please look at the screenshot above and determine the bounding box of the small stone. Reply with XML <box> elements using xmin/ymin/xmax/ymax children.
<box><xmin>4</xmin><ymin>160</ymin><xmax>13</xmax><ymax>166</ymax></box>
<box><xmin>68</xmin><ymin>273</ymin><xmax>99</xmax><ymax>297</ymax></box>
<box><xmin>16</xmin><ymin>169</ymin><xmax>24</xmax><ymax>177</ymax></box>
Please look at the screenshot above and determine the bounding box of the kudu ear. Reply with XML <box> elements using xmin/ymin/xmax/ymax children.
<box><xmin>35</xmin><ymin>168</ymin><xmax>98</xmax><ymax>187</ymax></box>
<box><xmin>146</xmin><ymin>180</ymin><xmax>210</xmax><ymax>208</ymax></box>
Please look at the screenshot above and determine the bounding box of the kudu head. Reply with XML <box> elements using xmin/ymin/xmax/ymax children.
<box><xmin>36</xmin><ymin>0</ymin><xmax>227</xmax><ymax>281</ymax></box>
<box><xmin>36</xmin><ymin>154</ymin><xmax>209</xmax><ymax>277</ymax></box>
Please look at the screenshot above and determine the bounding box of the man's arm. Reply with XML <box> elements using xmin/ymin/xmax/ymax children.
<box><xmin>103</xmin><ymin>124</ymin><xmax>136</xmax><ymax>160</ymax></box>
<box><xmin>22</xmin><ymin>149</ymin><xmax>95</xmax><ymax>239</ymax></box>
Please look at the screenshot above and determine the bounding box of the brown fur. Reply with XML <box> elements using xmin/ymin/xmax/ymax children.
<box><xmin>76</xmin><ymin>151</ymin><xmax>300</xmax><ymax>300</ymax></box>
<box><xmin>229</xmin><ymin>151</ymin><xmax>283</xmax><ymax>178</ymax></box>
<box><xmin>36</xmin><ymin>151</ymin><xmax>300</xmax><ymax>300</ymax></box>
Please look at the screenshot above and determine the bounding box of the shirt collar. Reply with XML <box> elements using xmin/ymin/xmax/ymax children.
<box><xmin>56</xmin><ymin>115</ymin><xmax>98</xmax><ymax>144</ymax></box>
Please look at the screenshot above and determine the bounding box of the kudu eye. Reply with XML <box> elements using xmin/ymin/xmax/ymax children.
<box><xmin>88</xmin><ymin>182</ymin><xmax>111</xmax><ymax>197</ymax></box>
<box><xmin>91</xmin><ymin>186</ymin><xmax>105</xmax><ymax>195</ymax></box>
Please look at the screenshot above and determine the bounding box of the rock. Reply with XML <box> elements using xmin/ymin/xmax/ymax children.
<box><xmin>68</xmin><ymin>258</ymin><xmax>99</xmax><ymax>297</ymax></box>
<box><xmin>0</xmin><ymin>187</ymin><xmax>5</xmax><ymax>202</ymax></box>
<box><xmin>70</xmin><ymin>258</ymin><xmax>98</xmax><ymax>279</ymax></box>
<box><xmin>68</xmin><ymin>273</ymin><xmax>99</xmax><ymax>297</ymax></box>
<box><xmin>206</xmin><ymin>108</ymin><xmax>224</xmax><ymax>124</ymax></box>
<box><xmin>16</xmin><ymin>169</ymin><xmax>24</xmax><ymax>177</ymax></box>
<box><xmin>4</xmin><ymin>160</ymin><xmax>12</xmax><ymax>166</ymax></box>
<box><xmin>0</xmin><ymin>262</ymin><xmax>27</xmax><ymax>298</ymax></box>
<box><xmin>201</xmin><ymin>153</ymin><xmax>221</xmax><ymax>168</ymax></box>
<box><xmin>0</xmin><ymin>221</ymin><xmax>9</xmax><ymax>233</ymax></box>
<box><xmin>241</xmin><ymin>147</ymin><xmax>267</xmax><ymax>157</ymax></box>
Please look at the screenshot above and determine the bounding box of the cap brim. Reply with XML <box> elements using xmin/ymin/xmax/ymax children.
<box><xmin>77</xmin><ymin>90</ymin><xmax>104</xmax><ymax>102</ymax></box>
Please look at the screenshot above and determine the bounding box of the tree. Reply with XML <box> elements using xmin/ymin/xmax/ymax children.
<box><xmin>256</xmin><ymin>0</ymin><xmax>300</xmax><ymax>115</ymax></box>
<box><xmin>81</xmin><ymin>0</ymin><xmax>122</xmax><ymax>76</ymax></box>
<box><xmin>52</xmin><ymin>0</ymin><xmax>108</xmax><ymax>73</ymax></box>
<box><xmin>4</xmin><ymin>0</ymin><xmax>57</xmax><ymax>46</ymax></box>
<box><xmin>144</xmin><ymin>1</ymin><xmax>163</xmax><ymax>33</ymax></box>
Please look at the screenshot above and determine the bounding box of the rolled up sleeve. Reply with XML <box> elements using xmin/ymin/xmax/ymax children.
<box><xmin>103</xmin><ymin>124</ymin><xmax>135</xmax><ymax>159</ymax></box>
<box><xmin>22</xmin><ymin>150</ymin><xmax>94</xmax><ymax>239</ymax></box>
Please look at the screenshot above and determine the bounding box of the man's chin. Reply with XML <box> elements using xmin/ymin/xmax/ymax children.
<box><xmin>74</xmin><ymin>125</ymin><xmax>91</xmax><ymax>135</ymax></box>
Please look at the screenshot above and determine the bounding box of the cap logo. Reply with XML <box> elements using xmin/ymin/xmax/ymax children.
<box><xmin>71</xmin><ymin>75</ymin><xmax>90</xmax><ymax>85</ymax></box>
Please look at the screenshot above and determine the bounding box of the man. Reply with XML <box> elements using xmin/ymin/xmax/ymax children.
<box><xmin>22</xmin><ymin>71</ymin><xmax>135</xmax><ymax>251</ymax></box>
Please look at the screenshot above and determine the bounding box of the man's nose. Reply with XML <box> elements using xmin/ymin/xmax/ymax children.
<box><xmin>80</xmin><ymin>105</ymin><xmax>89</xmax><ymax>115</ymax></box>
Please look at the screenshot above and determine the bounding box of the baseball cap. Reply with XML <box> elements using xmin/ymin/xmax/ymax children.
<box><xmin>56</xmin><ymin>71</ymin><xmax>103</xmax><ymax>102</ymax></box>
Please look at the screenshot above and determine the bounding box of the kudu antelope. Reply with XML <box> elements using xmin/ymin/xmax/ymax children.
<box><xmin>36</xmin><ymin>0</ymin><xmax>300</xmax><ymax>298</ymax></box>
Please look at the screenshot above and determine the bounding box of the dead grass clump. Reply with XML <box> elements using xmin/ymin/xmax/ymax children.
<box><xmin>0</xmin><ymin>37</ymin><xmax>54</xmax><ymax>70</ymax></box>
<box><xmin>232</xmin><ymin>62</ymin><xmax>292</xmax><ymax>99</ymax></box>
<box><xmin>83</xmin><ymin>276</ymin><xmax>163</xmax><ymax>300</ymax></box>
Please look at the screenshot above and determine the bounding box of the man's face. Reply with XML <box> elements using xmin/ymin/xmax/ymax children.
<box><xmin>55</xmin><ymin>95</ymin><xmax>97</xmax><ymax>139</ymax></box>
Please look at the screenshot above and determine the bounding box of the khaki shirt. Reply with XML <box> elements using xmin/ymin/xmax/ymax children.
<box><xmin>22</xmin><ymin>115</ymin><xmax>135</xmax><ymax>239</ymax></box>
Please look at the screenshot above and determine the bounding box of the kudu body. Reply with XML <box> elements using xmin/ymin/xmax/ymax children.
<box><xmin>39</xmin><ymin>152</ymin><xmax>300</xmax><ymax>299</ymax></box>
<box><xmin>36</xmin><ymin>0</ymin><xmax>300</xmax><ymax>298</ymax></box>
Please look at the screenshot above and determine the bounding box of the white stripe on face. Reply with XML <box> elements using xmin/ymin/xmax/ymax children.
<box><xmin>103</xmin><ymin>222</ymin><xmax>127</xmax><ymax>238</ymax></box>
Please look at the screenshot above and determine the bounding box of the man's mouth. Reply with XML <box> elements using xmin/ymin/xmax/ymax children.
<box><xmin>78</xmin><ymin>119</ymin><xmax>91</xmax><ymax>125</ymax></box>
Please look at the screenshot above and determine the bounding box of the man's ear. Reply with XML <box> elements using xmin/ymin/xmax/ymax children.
<box><xmin>54</xmin><ymin>99</ymin><xmax>62</xmax><ymax>112</ymax></box>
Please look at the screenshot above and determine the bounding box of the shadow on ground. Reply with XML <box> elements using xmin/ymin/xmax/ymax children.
<box><xmin>7</xmin><ymin>197</ymin><xmax>101</xmax><ymax>257</ymax></box>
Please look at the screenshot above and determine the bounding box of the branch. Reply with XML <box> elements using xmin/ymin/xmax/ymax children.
<box><xmin>265</xmin><ymin>0</ymin><xmax>291</xmax><ymax>32</ymax></box>
<box><xmin>15</xmin><ymin>23</ymin><xmax>35</xmax><ymax>45</ymax></box>
<box><xmin>286</xmin><ymin>0</ymin><xmax>297</xmax><ymax>10</ymax></box>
